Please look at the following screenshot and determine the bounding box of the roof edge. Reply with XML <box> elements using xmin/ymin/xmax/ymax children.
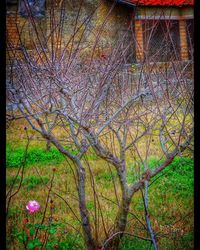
<box><xmin>117</xmin><ymin>0</ymin><xmax>194</xmax><ymax>7</ymax></box>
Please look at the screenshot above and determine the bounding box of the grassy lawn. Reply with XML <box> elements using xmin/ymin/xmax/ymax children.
<box><xmin>6</xmin><ymin>119</ymin><xmax>194</xmax><ymax>250</ymax></box>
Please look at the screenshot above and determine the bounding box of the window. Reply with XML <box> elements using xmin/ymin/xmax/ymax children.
<box><xmin>143</xmin><ymin>20</ymin><xmax>180</xmax><ymax>62</ymax></box>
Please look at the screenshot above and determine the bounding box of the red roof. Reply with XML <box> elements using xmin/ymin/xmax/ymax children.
<box><xmin>124</xmin><ymin>0</ymin><xmax>194</xmax><ymax>6</ymax></box>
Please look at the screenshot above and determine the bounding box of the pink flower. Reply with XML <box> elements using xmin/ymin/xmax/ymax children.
<box><xmin>26</xmin><ymin>200</ymin><xmax>40</xmax><ymax>214</ymax></box>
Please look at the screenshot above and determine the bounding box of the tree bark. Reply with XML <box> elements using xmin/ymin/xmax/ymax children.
<box><xmin>76</xmin><ymin>159</ymin><xmax>96</xmax><ymax>250</ymax></box>
<box><xmin>105</xmin><ymin>195</ymin><xmax>131</xmax><ymax>250</ymax></box>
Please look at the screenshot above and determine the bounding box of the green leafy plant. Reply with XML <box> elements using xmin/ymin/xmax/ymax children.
<box><xmin>27</xmin><ymin>239</ymin><xmax>43</xmax><ymax>250</ymax></box>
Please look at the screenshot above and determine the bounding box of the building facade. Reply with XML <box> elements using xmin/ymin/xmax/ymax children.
<box><xmin>120</xmin><ymin>0</ymin><xmax>194</xmax><ymax>62</ymax></box>
<box><xmin>6</xmin><ymin>0</ymin><xmax>194</xmax><ymax>64</ymax></box>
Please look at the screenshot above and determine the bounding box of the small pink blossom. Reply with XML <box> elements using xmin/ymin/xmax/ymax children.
<box><xmin>26</xmin><ymin>200</ymin><xmax>40</xmax><ymax>214</ymax></box>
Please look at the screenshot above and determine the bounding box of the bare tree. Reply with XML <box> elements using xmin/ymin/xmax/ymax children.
<box><xmin>6</xmin><ymin>1</ymin><xmax>193</xmax><ymax>249</ymax></box>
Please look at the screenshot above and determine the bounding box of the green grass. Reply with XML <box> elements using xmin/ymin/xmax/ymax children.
<box><xmin>95</xmin><ymin>171</ymin><xmax>117</xmax><ymax>183</ymax></box>
<box><xmin>6</xmin><ymin>143</ymin><xmax>194</xmax><ymax>249</ymax></box>
<box><xmin>6</xmin><ymin>175</ymin><xmax>21</xmax><ymax>185</ymax></box>
<box><xmin>6</xmin><ymin>175</ymin><xmax>50</xmax><ymax>190</ymax></box>
<box><xmin>22</xmin><ymin>176</ymin><xmax>49</xmax><ymax>190</ymax></box>
<box><xmin>7</xmin><ymin>207</ymin><xmax>22</xmax><ymax>219</ymax></box>
<box><xmin>150</xmin><ymin>156</ymin><xmax>194</xmax><ymax>198</ymax></box>
<box><xmin>179</xmin><ymin>232</ymin><xmax>194</xmax><ymax>249</ymax></box>
<box><xmin>133</xmin><ymin>156</ymin><xmax>194</xmax><ymax>210</ymax></box>
<box><xmin>6</xmin><ymin>144</ymin><xmax>65</xmax><ymax>168</ymax></box>
<box><xmin>6</xmin><ymin>144</ymin><xmax>99</xmax><ymax>168</ymax></box>
<box><xmin>126</xmin><ymin>156</ymin><xmax>193</xmax><ymax>192</ymax></box>
<box><xmin>119</xmin><ymin>235</ymin><xmax>150</xmax><ymax>250</ymax></box>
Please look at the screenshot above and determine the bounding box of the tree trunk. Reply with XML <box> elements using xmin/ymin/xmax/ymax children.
<box><xmin>76</xmin><ymin>160</ymin><xmax>96</xmax><ymax>250</ymax></box>
<box><xmin>46</xmin><ymin>139</ymin><xmax>51</xmax><ymax>151</ymax></box>
<box><xmin>105</xmin><ymin>196</ymin><xmax>131</xmax><ymax>250</ymax></box>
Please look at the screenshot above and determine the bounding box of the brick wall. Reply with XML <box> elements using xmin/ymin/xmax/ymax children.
<box><xmin>179</xmin><ymin>19</ymin><xmax>189</xmax><ymax>61</ymax></box>
<box><xmin>135</xmin><ymin>20</ymin><xmax>144</xmax><ymax>62</ymax></box>
<box><xmin>6</xmin><ymin>14</ymin><xmax>20</xmax><ymax>47</ymax></box>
